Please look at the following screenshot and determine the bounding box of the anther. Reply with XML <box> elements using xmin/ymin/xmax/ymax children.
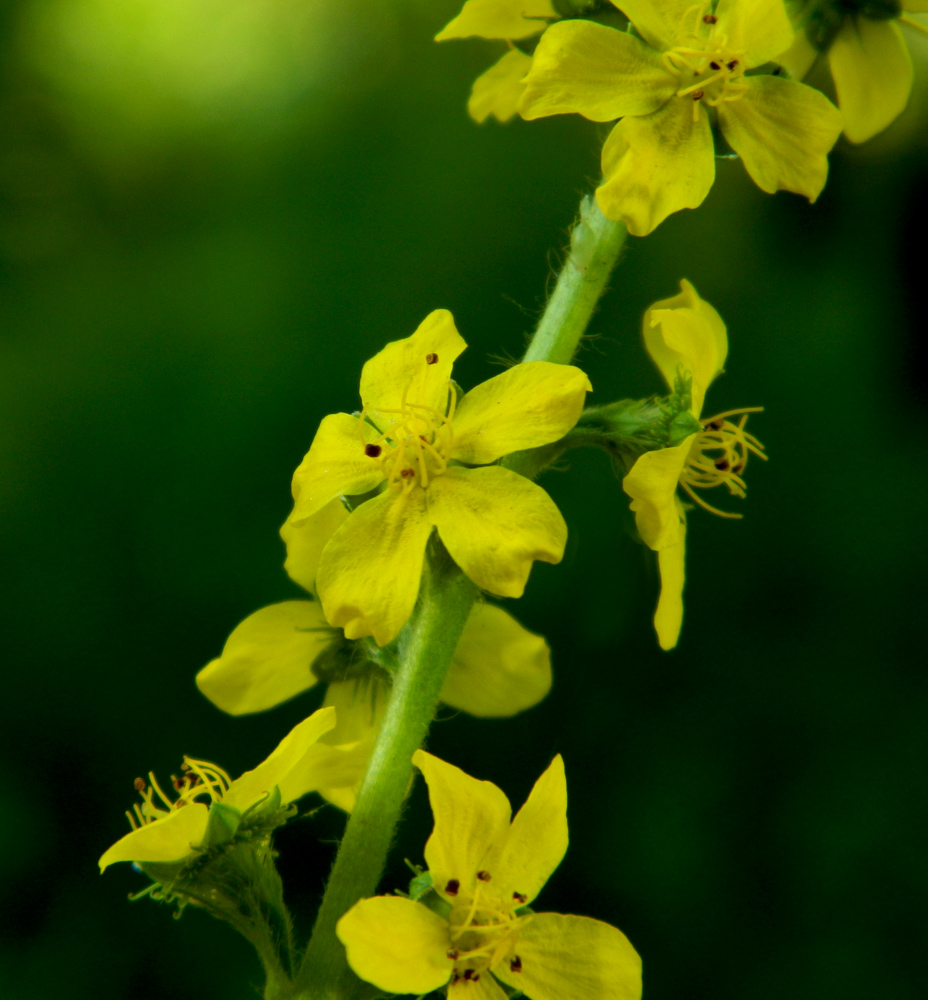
<box><xmin>732</xmin><ymin>463</ymin><xmax>744</xmax><ymax>474</ymax></box>
<box><xmin>445</xmin><ymin>879</ymin><xmax>460</xmax><ymax>896</ymax></box>
<box><xmin>692</xmin><ymin>90</ymin><xmax>705</xmax><ymax>100</ymax></box>
<box><xmin>477</xmin><ymin>870</ymin><xmax>492</xmax><ymax>882</ymax></box>
<box><xmin>400</xmin><ymin>468</ymin><xmax>415</xmax><ymax>479</ymax></box>
<box><xmin>710</xmin><ymin>61</ymin><xmax>720</xmax><ymax>70</ymax></box>
<box><xmin>727</xmin><ymin>59</ymin><xmax>738</xmax><ymax>70</ymax></box>
<box><xmin>447</xmin><ymin>949</ymin><xmax>459</xmax><ymax>960</ymax></box>
<box><xmin>714</xmin><ymin>458</ymin><xmax>730</xmax><ymax>471</ymax></box>
<box><xmin>463</xmin><ymin>970</ymin><xmax>477</xmax><ymax>981</ymax></box>
<box><xmin>171</xmin><ymin>774</ymin><xmax>185</xmax><ymax>791</ymax></box>
<box><xmin>426</xmin><ymin>353</ymin><xmax>439</xmax><ymax>365</ymax></box>
<box><xmin>364</xmin><ymin>443</ymin><xmax>382</xmax><ymax>458</ymax></box>
<box><xmin>512</xmin><ymin>891</ymin><xmax>528</xmax><ymax>904</ymax></box>
<box><xmin>175</xmin><ymin>799</ymin><xmax>188</xmax><ymax>808</ymax></box>
<box><xmin>510</xmin><ymin>956</ymin><xmax>523</xmax><ymax>973</ymax></box>
<box><xmin>703</xmin><ymin>13</ymin><xmax>717</xmax><ymax>22</ymax></box>
<box><xmin>133</xmin><ymin>777</ymin><xmax>146</xmax><ymax>792</ymax></box>
<box><xmin>707</xmin><ymin>419</ymin><xmax>723</xmax><ymax>430</ymax></box>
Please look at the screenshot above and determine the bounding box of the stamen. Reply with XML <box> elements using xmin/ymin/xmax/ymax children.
<box><xmin>364</xmin><ymin>443</ymin><xmax>381</xmax><ymax>458</ymax></box>
<box><xmin>510</xmin><ymin>956</ymin><xmax>523</xmax><ymax>973</ymax></box>
<box><xmin>426</xmin><ymin>352</ymin><xmax>438</xmax><ymax>364</ymax></box>
<box><xmin>133</xmin><ymin>777</ymin><xmax>146</xmax><ymax>792</ymax></box>
<box><xmin>512</xmin><ymin>891</ymin><xmax>527</xmax><ymax>904</ymax></box>
<box><xmin>477</xmin><ymin>870</ymin><xmax>491</xmax><ymax>882</ymax></box>
<box><xmin>445</xmin><ymin>879</ymin><xmax>460</xmax><ymax>896</ymax></box>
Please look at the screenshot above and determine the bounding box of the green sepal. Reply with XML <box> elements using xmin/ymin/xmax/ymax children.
<box><xmin>408</xmin><ymin>867</ymin><xmax>433</xmax><ymax>902</ymax></box>
<box><xmin>201</xmin><ymin>800</ymin><xmax>242</xmax><ymax>850</ymax></box>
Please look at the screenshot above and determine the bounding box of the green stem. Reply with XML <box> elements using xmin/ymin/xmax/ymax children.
<box><xmin>296</xmin><ymin>549</ymin><xmax>477</xmax><ymax>1000</ymax></box>
<box><xmin>521</xmin><ymin>195</ymin><xmax>627</xmax><ymax>366</ymax></box>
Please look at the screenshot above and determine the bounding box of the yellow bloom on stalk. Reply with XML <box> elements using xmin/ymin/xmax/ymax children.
<box><xmin>780</xmin><ymin>0</ymin><xmax>928</xmax><ymax>143</ymax></box>
<box><xmin>436</xmin><ymin>0</ymin><xmax>558</xmax><ymax>123</ymax></box>
<box><xmin>196</xmin><ymin>599</ymin><xmax>552</xmax><ymax>810</ymax></box>
<box><xmin>623</xmin><ymin>280</ymin><xmax>765</xmax><ymax>649</ymax></box>
<box><xmin>98</xmin><ymin>707</ymin><xmax>364</xmax><ymax>870</ymax></box>
<box><xmin>337</xmin><ymin>751</ymin><xmax>642</xmax><ymax>1000</ymax></box>
<box><xmin>285</xmin><ymin>309</ymin><xmax>591</xmax><ymax>647</ymax></box>
<box><xmin>519</xmin><ymin>0</ymin><xmax>844</xmax><ymax>235</ymax></box>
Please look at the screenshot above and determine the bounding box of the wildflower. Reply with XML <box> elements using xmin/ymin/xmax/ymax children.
<box><xmin>196</xmin><ymin>600</ymin><xmax>552</xmax><ymax>810</ymax></box>
<box><xmin>337</xmin><ymin>751</ymin><xmax>642</xmax><ymax>999</ymax></box>
<box><xmin>518</xmin><ymin>0</ymin><xmax>844</xmax><ymax>235</ymax></box>
<box><xmin>436</xmin><ymin>0</ymin><xmax>558</xmax><ymax>123</ymax></box>
<box><xmin>622</xmin><ymin>280</ymin><xmax>765</xmax><ymax>649</ymax></box>
<box><xmin>780</xmin><ymin>0</ymin><xmax>926</xmax><ymax>143</ymax></box>
<box><xmin>98</xmin><ymin>707</ymin><xmax>363</xmax><ymax>870</ymax></box>
<box><xmin>285</xmin><ymin>309</ymin><xmax>591</xmax><ymax>646</ymax></box>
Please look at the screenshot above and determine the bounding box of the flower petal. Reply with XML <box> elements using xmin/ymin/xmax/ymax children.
<box><xmin>452</xmin><ymin>362</ymin><xmax>591</xmax><ymax>465</ymax></box>
<box><xmin>288</xmin><ymin>413</ymin><xmax>384</xmax><ymax>524</ymax></box>
<box><xmin>99</xmin><ymin>803</ymin><xmax>209</xmax><ymax>871</ymax></box>
<box><xmin>280</xmin><ymin>498</ymin><xmax>349</xmax><ymax>596</ymax></box>
<box><xmin>440</xmin><ymin>604</ymin><xmax>551</xmax><ymax>717</ymax></box>
<box><xmin>494</xmin><ymin>912</ymin><xmax>642</xmax><ymax>1000</ymax></box>
<box><xmin>469</xmin><ymin>49</ymin><xmax>534</xmax><ymax>124</ymax></box>
<box><xmin>195</xmin><ymin>601</ymin><xmax>329</xmax><ymax>716</ymax></box>
<box><xmin>717</xmin><ymin>76</ymin><xmax>843</xmax><ymax>203</ymax></box>
<box><xmin>317</xmin><ymin>488</ymin><xmax>433</xmax><ymax>646</ymax></box>
<box><xmin>643</xmin><ymin>279</ymin><xmax>727</xmax><ymax>414</ymax></box>
<box><xmin>777</xmin><ymin>31</ymin><xmax>819</xmax><ymax>79</ymax></box>
<box><xmin>654</xmin><ymin>530</ymin><xmax>685</xmax><ymax>650</ymax></box>
<box><xmin>611</xmin><ymin>0</ymin><xmax>696</xmax><ymax>51</ymax></box>
<box><xmin>596</xmin><ymin>101</ymin><xmax>715</xmax><ymax>237</ymax></box>
<box><xmin>223</xmin><ymin>706</ymin><xmax>337</xmax><ymax>811</ymax></box>
<box><xmin>428</xmin><ymin>466</ymin><xmax>566</xmax><ymax>598</ymax></box>
<box><xmin>829</xmin><ymin>18</ymin><xmax>912</xmax><ymax>144</ymax></box>
<box><xmin>519</xmin><ymin>20</ymin><xmax>676</xmax><ymax>122</ymax></box>
<box><xmin>359</xmin><ymin>310</ymin><xmax>466</xmax><ymax>425</ymax></box>
<box><xmin>903</xmin><ymin>0</ymin><xmax>928</xmax><ymax>10</ymax></box>
<box><xmin>450</xmin><ymin>974</ymin><xmax>510</xmax><ymax>1000</ymax></box>
<box><xmin>622</xmin><ymin>442</ymin><xmax>690</xmax><ymax>551</ymax></box>
<box><xmin>337</xmin><ymin>896</ymin><xmax>453</xmax><ymax>995</ymax></box>
<box><xmin>494</xmin><ymin>755</ymin><xmax>567</xmax><ymax>906</ymax></box>
<box><xmin>413</xmin><ymin>749</ymin><xmax>512</xmax><ymax>901</ymax></box>
<box><xmin>717</xmin><ymin>0</ymin><xmax>794</xmax><ymax>68</ymax></box>
<box><xmin>436</xmin><ymin>0</ymin><xmax>555</xmax><ymax>41</ymax></box>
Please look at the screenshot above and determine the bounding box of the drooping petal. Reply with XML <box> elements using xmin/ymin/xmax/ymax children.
<box><xmin>519</xmin><ymin>21</ymin><xmax>677</xmax><ymax>122</ymax></box>
<box><xmin>776</xmin><ymin>29</ymin><xmax>819</xmax><ymax>79</ymax></box>
<box><xmin>280</xmin><ymin>498</ymin><xmax>349</xmax><ymax>595</ymax></box>
<box><xmin>337</xmin><ymin>896</ymin><xmax>453</xmax><ymax>995</ymax></box>
<box><xmin>195</xmin><ymin>601</ymin><xmax>329</xmax><ymax>716</ymax></box>
<box><xmin>622</xmin><ymin>442</ymin><xmax>690</xmax><ymax>551</ymax></box>
<box><xmin>643</xmin><ymin>279</ymin><xmax>727</xmax><ymax>414</ymax></box>
<box><xmin>494</xmin><ymin>912</ymin><xmax>642</xmax><ymax>1000</ymax></box>
<box><xmin>469</xmin><ymin>49</ymin><xmax>534</xmax><ymax>124</ymax></box>
<box><xmin>99</xmin><ymin>803</ymin><xmax>210</xmax><ymax>871</ymax></box>
<box><xmin>413</xmin><ymin>750</ymin><xmax>512</xmax><ymax>901</ymax></box>
<box><xmin>717</xmin><ymin>0</ymin><xmax>794</xmax><ymax>68</ymax></box>
<box><xmin>316</xmin><ymin>679</ymin><xmax>386</xmax><ymax>812</ymax></box>
<box><xmin>493</xmin><ymin>755</ymin><xmax>567</xmax><ymax>906</ymax></box>
<box><xmin>717</xmin><ymin>76</ymin><xmax>843</xmax><ymax>203</ymax></box>
<box><xmin>359</xmin><ymin>310</ymin><xmax>466</xmax><ymax>425</ymax></box>
<box><xmin>428</xmin><ymin>466</ymin><xmax>566</xmax><ymax>598</ymax></box>
<box><xmin>596</xmin><ymin>101</ymin><xmax>715</xmax><ymax>237</ymax></box>
<box><xmin>451</xmin><ymin>362</ymin><xmax>591</xmax><ymax>465</ymax></box>
<box><xmin>436</xmin><ymin>0</ymin><xmax>556</xmax><ymax>41</ymax></box>
<box><xmin>829</xmin><ymin>18</ymin><xmax>912</xmax><ymax>144</ymax></box>
<box><xmin>288</xmin><ymin>413</ymin><xmax>384</xmax><ymax>524</ymax></box>
<box><xmin>611</xmin><ymin>0</ymin><xmax>697</xmax><ymax>51</ymax></box>
<box><xmin>654</xmin><ymin>527</ymin><xmax>686</xmax><ymax>650</ymax></box>
<box><xmin>316</xmin><ymin>488</ymin><xmax>433</xmax><ymax>646</ymax></box>
<box><xmin>278</xmin><ymin>740</ymin><xmax>371</xmax><ymax>812</ymax></box>
<box><xmin>440</xmin><ymin>604</ymin><xmax>551</xmax><ymax>718</ymax></box>
<box><xmin>223</xmin><ymin>706</ymin><xmax>337</xmax><ymax>811</ymax></box>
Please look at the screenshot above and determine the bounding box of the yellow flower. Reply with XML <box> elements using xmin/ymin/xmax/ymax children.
<box><xmin>285</xmin><ymin>309</ymin><xmax>591</xmax><ymax>646</ymax></box>
<box><xmin>518</xmin><ymin>0</ymin><xmax>844</xmax><ymax>235</ymax></box>
<box><xmin>622</xmin><ymin>280</ymin><xmax>765</xmax><ymax>649</ymax></box>
<box><xmin>436</xmin><ymin>0</ymin><xmax>558</xmax><ymax>123</ymax></box>
<box><xmin>196</xmin><ymin>600</ymin><xmax>552</xmax><ymax>811</ymax></box>
<box><xmin>779</xmin><ymin>0</ymin><xmax>927</xmax><ymax>143</ymax></box>
<box><xmin>337</xmin><ymin>751</ymin><xmax>643</xmax><ymax>1000</ymax></box>
<box><xmin>98</xmin><ymin>707</ymin><xmax>364</xmax><ymax>870</ymax></box>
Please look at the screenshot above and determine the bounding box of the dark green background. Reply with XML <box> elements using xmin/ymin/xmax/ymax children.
<box><xmin>2</xmin><ymin>0</ymin><xmax>927</xmax><ymax>996</ymax></box>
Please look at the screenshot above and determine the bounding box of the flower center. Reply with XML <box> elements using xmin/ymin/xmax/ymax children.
<box><xmin>125</xmin><ymin>758</ymin><xmax>232</xmax><ymax>831</ymax></box>
<box><xmin>444</xmin><ymin>875</ymin><xmax>531</xmax><ymax>985</ymax></box>
<box><xmin>678</xmin><ymin>407</ymin><xmax>766</xmax><ymax>517</ymax></box>
<box><xmin>663</xmin><ymin>3</ymin><xmax>748</xmax><ymax>122</ymax></box>
<box><xmin>360</xmin><ymin>379</ymin><xmax>456</xmax><ymax>492</ymax></box>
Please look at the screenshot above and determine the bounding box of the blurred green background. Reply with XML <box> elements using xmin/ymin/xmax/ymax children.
<box><xmin>2</xmin><ymin>0</ymin><xmax>927</xmax><ymax>997</ymax></box>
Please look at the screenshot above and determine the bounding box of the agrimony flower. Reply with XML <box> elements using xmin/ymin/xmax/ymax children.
<box><xmin>436</xmin><ymin>0</ymin><xmax>558</xmax><ymax>123</ymax></box>
<box><xmin>98</xmin><ymin>707</ymin><xmax>362</xmax><ymax>870</ymax></box>
<box><xmin>780</xmin><ymin>0</ymin><xmax>927</xmax><ymax>143</ymax></box>
<box><xmin>623</xmin><ymin>280</ymin><xmax>765</xmax><ymax>649</ymax></box>
<box><xmin>285</xmin><ymin>309</ymin><xmax>591</xmax><ymax>646</ymax></box>
<box><xmin>337</xmin><ymin>751</ymin><xmax>642</xmax><ymax>1000</ymax></box>
<box><xmin>519</xmin><ymin>0</ymin><xmax>844</xmax><ymax>235</ymax></box>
